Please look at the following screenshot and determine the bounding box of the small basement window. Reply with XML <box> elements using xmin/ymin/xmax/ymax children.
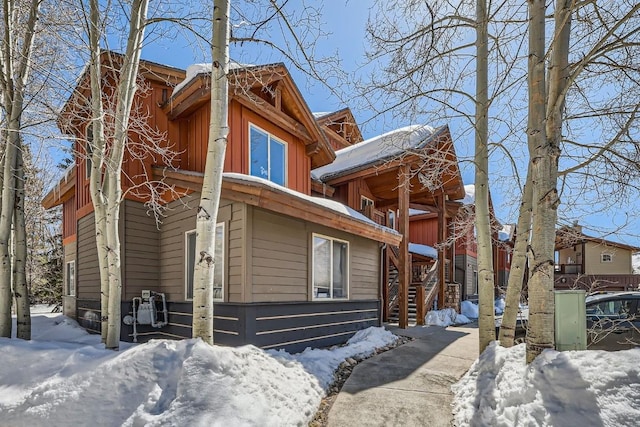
<box><xmin>312</xmin><ymin>234</ymin><xmax>349</xmax><ymax>300</ymax></box>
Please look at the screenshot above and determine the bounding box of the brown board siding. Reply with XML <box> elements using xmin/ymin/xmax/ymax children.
<box><xmin>77</xmin><ymin>213</ymin><xmax>100</xmax><ymax>299</ymax></box>
<box><xmin>123</xmin><ymin>200</ymin><xmax>160</xmax><ymax>300</ymax></box>
<box><xmin>76</xmin><ymin>298</ymin><xmax>380</xmax><ymax>354</ymax></box>
<box><xmin>158</xmin><ymin>193</ymin><xmax>243</xmax><ymax>302</ymax></box>
<box><xmin>250</xmin><ymin>207</ymin><xmax>382</xmax><ymax>303</ymax></box>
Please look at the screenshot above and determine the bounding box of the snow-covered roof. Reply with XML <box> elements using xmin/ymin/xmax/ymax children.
<box><xmin>498</xmin><ymin>224</ymin><xmax>513</xmax><ymax>242</ymax></box>
<box><xmin>462</xmin><ymin>184</ymin><xmax>475</xmax><ymax>205</ymax></box>
<box><xmin>408</xmin><ymin>243</ymin><xmax>438</xmax><ymax>259</ymax></box>
<box><xmin>312</xmin><ymin>111</ymin><xmax>332</xmax><ymax>119</ymax></box>
<box><xmin>312</xmin><ymin>124</ymin><xmax>437</xmax><ymax>181</ymax></box>
<box><xmin>171</xmin><ymin>61</ymin><xmax>254</xmax><ymax>96</ymax></box>
<box><xmin>409</xmin><ymin>208</ymin><xmax>430</xmax><ymax>216</ymax></box>
<box><xmin>223</xmin><ymin>173</ymin><xmax>400</xmax><ymax>237</ymax></box>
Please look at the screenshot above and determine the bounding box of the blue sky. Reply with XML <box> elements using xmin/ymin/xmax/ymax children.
<box><xmin>126</xmin><ymin>1</ymin><xmax>640</xmax><ymax>248</ymax></box>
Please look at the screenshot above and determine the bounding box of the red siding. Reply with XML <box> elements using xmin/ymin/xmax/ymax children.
<box><xmin>63</xmin><ymin>196</ymin><xmax>76</xmax><ymax>238</ymax></box>
<box><xmin>409</xmin><ymin>217</ymin><xmax>439</xmax><ymax>246</ymax></box>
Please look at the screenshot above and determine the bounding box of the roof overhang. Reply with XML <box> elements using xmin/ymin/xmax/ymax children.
<box><xmin>154</xmin><ymin>167</ymin><xmax>401</xmax><ymax>246</ymax></box>
<box><xmin>42</xmin><ymin>167</ymin><xmax>76</xmax><ymax>209</ymax></box>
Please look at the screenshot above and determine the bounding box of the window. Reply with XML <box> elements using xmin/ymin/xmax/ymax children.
<box><xmin>186</xmin><ymin>223</ymin><xmax>225</xmax><ymax>301</ymax></box>
<box><xmin>312</xmin><ymin>234</ymin><xmax>349</xmax><ymax>300</ymax></box>
<box><xmin>360</xmin><ymin>196</ymin><xmax>374</xmax><ymax>211</ymax></box>
<box><xmin>85</xmin><ymin>124</ymin><xmax>93</xmax><ymax>179</ymax></box>
<box><xmin>388</xmin><ymin>210</ymin><xmax>396</xmax><ymax>230</ymax></box>
<box><xmin>601</xmin><ymin>252</ymin><xmax>613</xmax><ymax>263</ymax></box>
<box><xmin>249</xmin><ymin>124</ymin><xmax>286</xmax><ymax>186</ymax></box>
<box><xmin>66</xmin><ymin>261</ymin><xmax>76</xmax><ymax>296</ymax></box>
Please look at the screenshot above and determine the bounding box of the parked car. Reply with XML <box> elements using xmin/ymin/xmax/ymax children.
<box><xmin>585</xmin><ymin>292</ymin><xmax>640</xmax><ymax>350</ymax></box>
<box><xmin>496</xmin><ymin>292</ymin><xmax>640</xmax><ymax>350</ymax></box>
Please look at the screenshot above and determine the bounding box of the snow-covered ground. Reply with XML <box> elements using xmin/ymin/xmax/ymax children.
<box><xmin>453</xmin><ymin>342</ymin><xmax>640</xmax><ymax>426</ymax></box>
<box><xmin>0</xmin><ymin>312</ymin><xmax>397</xmax><ymax>426</ymax></box>
<box><xmin>4</xmin><ymin>307</ymin><xmax>640</xmax><ymax>426</ymax></box>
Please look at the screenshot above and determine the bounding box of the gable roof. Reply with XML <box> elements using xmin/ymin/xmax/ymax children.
<box><xmin>311</xmin><ymin>124</ymin><xmax>436</xmax><ymax>182</ymax></box>
<box><xmin>164</xmin><ymin>62</ymin><xmax>336</xmax><ymax>169</ymax></box>
<box><xmin>556</xmin><ymin>226</ymin><xmax>640</xmax><ymax>252</ymax></box>
<box><xmin>313</xmin><ymin>107</ymin><xmax>363</xmax><ymax>150</ymax></box>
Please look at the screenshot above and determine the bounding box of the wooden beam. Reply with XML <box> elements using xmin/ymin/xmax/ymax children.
<box><xmin>437</xmin><ymin>192</ymin><xmax>447</xmax><ymax>309</ymax></box>
<box><xmin>233</xmin><ymin>92</ymin><xmax>313</xmax><ymax>143</ymax></box>
<box><xmin>382</xmin><ymin>248</ymin><xmax>390</xmax><ymax>322</ymax></box>
<box><xmin>398</xmin><ymin>164</ymin><xmax>410</xmax><ymax>328</ymax></box>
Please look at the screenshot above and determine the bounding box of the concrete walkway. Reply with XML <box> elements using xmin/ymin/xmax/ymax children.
<box><xmin>327</xmin><ymin>324</ymin><xmax>479</xmax><ymax>427</ymax></box>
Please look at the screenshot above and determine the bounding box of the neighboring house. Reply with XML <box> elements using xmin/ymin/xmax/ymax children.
<box><xmin>42</xmin><ymin>53</ymin><xmax>401</xmax><ymax>353</ymax></box>
<box><xmin>555</xmin><ymin>223</ymin><xmax>640</xmax><ymax>292</ymax></box>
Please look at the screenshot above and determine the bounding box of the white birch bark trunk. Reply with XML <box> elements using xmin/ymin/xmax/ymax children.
<box><xmin>499</xmin><ymin>167</ymin><xmax>532</xmax><ymax>346</ymax></box>
<box><xmin>87</xmin><ymin>0</ymin><xmax>148</xmax><ymax>349</ymax></box>
<box><xmin>475</xmin><ymin>0</ymin><xmax>495</xmax><ymax>353</ymax></box>
<box><xmin>192</xmin><ymin>0</ymin><xmax>230</xmax><ymax>344</ymax></box>
<box><xmin>0</xmin><ymin>0</ymin><xmax>40</xmax><ymax>337</ymax></box>
<box><xmin>526</xmin><ymin>0</ymin><xmax>562</xmax><ymax>363</ymax></box>
<box><xmin>13</xmin><ymin>147</ymin><xmax>30</xmax><ymax>339</ymax></box>
<box><xmin>526</xmin><ymin>0</ymin><xmax>571</xmax><ymax>363</ymax></box>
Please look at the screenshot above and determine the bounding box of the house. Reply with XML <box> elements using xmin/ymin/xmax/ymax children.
<box><xmin>42</xmin><ymin>53</ymin><xmax>403</xmax><ymax>353</ymax></box>
<box><xmin>311</xmin><ymin>124</ymin><xmax>468</xmax><ymax>325</ymax></box>
<box><xmin>407</xmin><ymin>184</ymin><xmax>513</xmax><ymax>302</ymax></box>
<box><xmin>555</xmin><ymin>223</ymin><xmax>640</xmax><ymax>292</ymax></box>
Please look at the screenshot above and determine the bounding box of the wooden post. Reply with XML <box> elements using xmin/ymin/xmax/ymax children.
<box><xmin>437</xmin><ymin>192</ymin><xmax>446</xmax><ymax>309</ymax></box>
<box><xmin>416</xmin><ymin>285</ymin><xmax>425</xmax><ymax>325</ymax></box>
<box><xmin>398</xmin><ymin>165</ymin><xmax>410</xmax><ymax>328</ymax></box>
<box><xmin>382</xmin><ymin>247</ymin><xmax>390</xmax><ymax>322</ymax></box>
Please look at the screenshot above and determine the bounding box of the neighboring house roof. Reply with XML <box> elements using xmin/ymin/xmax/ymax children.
<box><xmin>42</xmin><ymin>165</ymin><xmax>75</xmax><ymax>209</ymax></box>
<box><xmin>556</xmin><ymin>227</ymin><xmax>640</xmax><ymax>252</ymax></box>
<box><xmin>311</xmin><ymin>124</ymin><xmax>436</xmax><ymax>182</ymax></box>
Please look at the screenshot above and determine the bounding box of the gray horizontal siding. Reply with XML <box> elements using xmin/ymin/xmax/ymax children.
<box><xmin>77</xmin><ymin>298</ymin><xmax>381</xmax><ymax>353</ymax></box>
<box><xmin>124</xmin><ymin>200</ymin><xmax>160</xmax><ymax>300</ymax></box>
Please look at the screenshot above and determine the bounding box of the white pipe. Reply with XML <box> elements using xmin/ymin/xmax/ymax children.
<box><xmin>150</xmin><ymin>292</ymin><xmax>168</xmax><ymax>328</ymax></box>
<box><xmin>131</xmin><ymin>297</ymin><xmax>141</xmax><ymax>343</ymax></box>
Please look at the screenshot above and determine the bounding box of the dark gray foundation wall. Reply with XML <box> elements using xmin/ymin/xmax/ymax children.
<box><xmin>75</xmin><ymin>299</ymin><xmax>380</xmax><ymax>354</ymax></box>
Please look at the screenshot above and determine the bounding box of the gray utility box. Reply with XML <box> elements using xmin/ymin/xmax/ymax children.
<box><xmin>555</xmin><ymin>290</ymin><xmax>587</xmax><ymax>351</ymax></box>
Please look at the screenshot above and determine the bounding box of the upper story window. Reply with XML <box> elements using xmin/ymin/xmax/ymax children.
<box><xmin>601</xmin><ymin>252</ymin><xmax>613</xmax><ymax>263</ymax></box>
<box><xmin>249</xmin><ymin>124</ymin><xmax>286</xmax><ymax>186</ymax></box>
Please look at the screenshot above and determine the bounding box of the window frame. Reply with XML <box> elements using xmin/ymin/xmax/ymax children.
<box><xmin>601</xmin><ymin>252</ymin><xmax>613</xmax><ymax>263</ymax></box>
<box><xmin>66</xmin><ymin>260</ymin><xmax>76</xmax><ymax>297</ymax></box>
<box><xmin>185</xmin><ymin>223</ymin><xmax>225</xmax><ymax>302</ymax></box>
<box><xmin>248</xmin><ymin>123</ymin><xmax>287</xmax><ymax>186</ymax></box>
<box><xmin>311</xmin><ymin>233</ymin><xmax>350</xmax><ymax>301</ymax></box>
<box><xmin>360</xmin><ymin>196</ymin><xmax>374</xmax><ymax>211</ymax></box>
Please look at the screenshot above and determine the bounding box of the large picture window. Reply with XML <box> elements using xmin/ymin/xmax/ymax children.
<box><xmin>66</xmin><ymin>261</ymin><xmax>76</xmax><ymax>297</ymax></box>
<box><xmin>186</xmin><ymin>223</ymin><xmax>225</xmax><ymax>301</ymax></box>
<box><xmin>312</xmin><ymin>234</ymin><xmax>349</xmax><ymax>300</ymax></box>
<box><xmin>249</xmin><ymin>124</ymin><xmax>286</xmax><ymax>186</ymax></box>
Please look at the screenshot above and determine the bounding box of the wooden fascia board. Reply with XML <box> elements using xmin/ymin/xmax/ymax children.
<box><xmin>42</xmin><ymin>172</ymin><xmax>76</xmax><ymax>209</ymax></box>
<box><xmin>232</xmin><ymin>91</ymin><xmax>314</xmax><ymax>143</ymax></box>
<box><xmin>311</xmin><ymin>179</ymin><xmax>335</xmax><ymax>197</ymax></box>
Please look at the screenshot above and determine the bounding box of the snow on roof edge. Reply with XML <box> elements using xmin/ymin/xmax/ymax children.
<box><xmin>223</xmin><ymin>173</ymin><xmax>401</xmax><ymax>238</ymax></box>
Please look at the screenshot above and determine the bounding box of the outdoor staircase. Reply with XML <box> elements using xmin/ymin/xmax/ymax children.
<box><xmin>387</xmin><ymin>285</ymin><xmax>418</xmax><ymax>325</ymax></box>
